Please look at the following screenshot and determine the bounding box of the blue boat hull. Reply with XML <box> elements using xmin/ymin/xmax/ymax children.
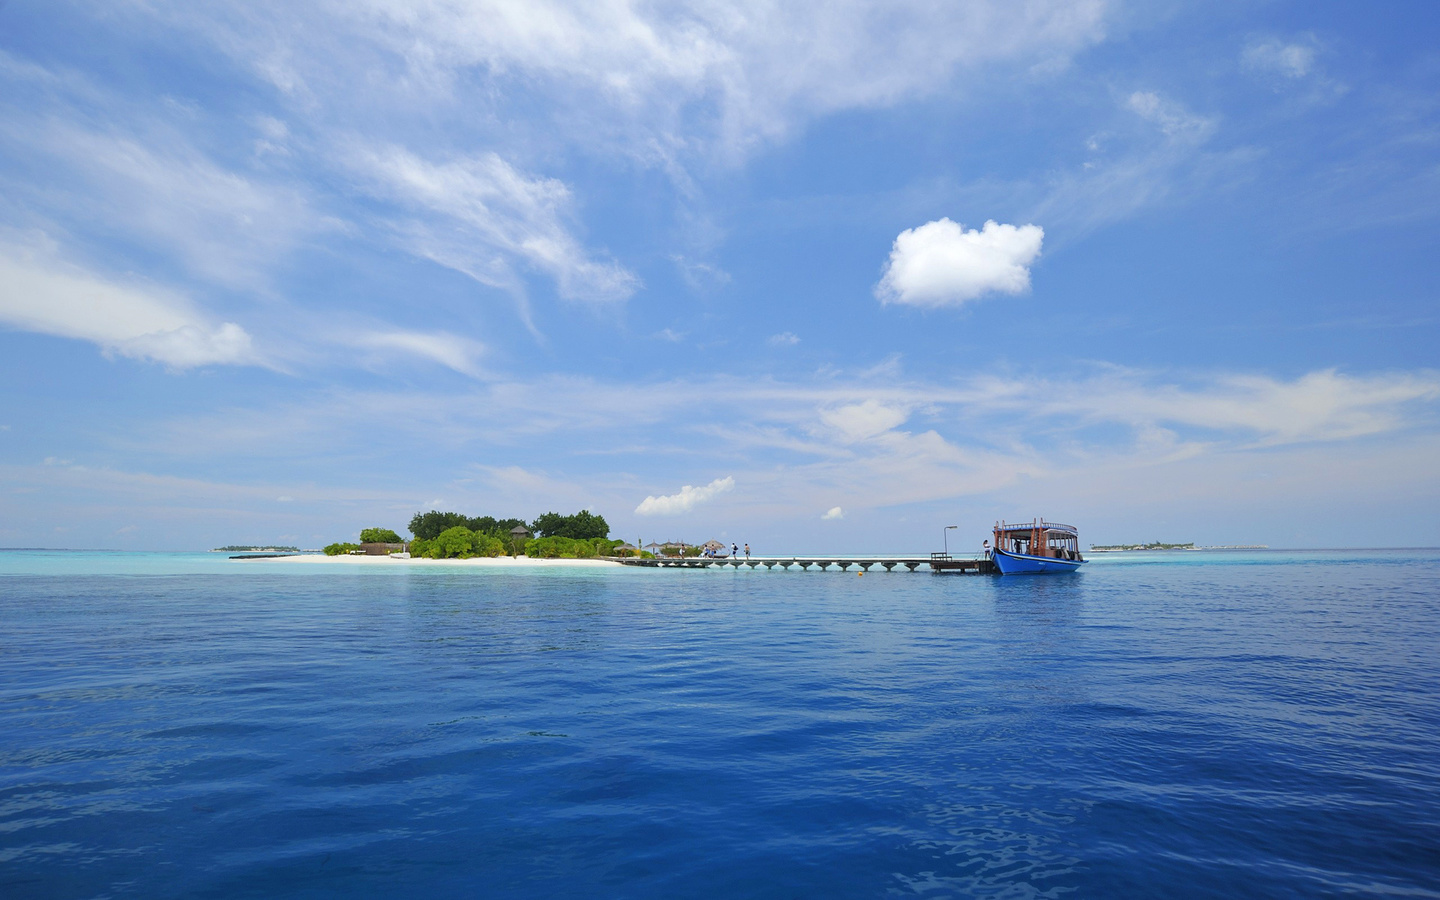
<box><xmin>991</xmin><ymin>547</ymin><xmax>1084</xmax><ymax>575</ymax></box>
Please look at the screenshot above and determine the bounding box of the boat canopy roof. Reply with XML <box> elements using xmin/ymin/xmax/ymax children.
<box><xmin>996</xmin><ymin>519</ymin><xmax>1077</xmax><ymax>536</ymax></box>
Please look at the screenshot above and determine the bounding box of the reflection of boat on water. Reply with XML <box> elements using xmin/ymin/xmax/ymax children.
<box><xmin>989</xmin><ymin>519</ymin><xmax>1084</xmax><ymax>575</ymax></box>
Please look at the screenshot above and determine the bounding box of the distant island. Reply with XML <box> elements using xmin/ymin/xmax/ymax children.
<box><xmin>1089</xmin><ymin>542</ymin><xmax>1269</xmax><ymax>551</ymax></box>
<box><xmin>213</xmin><ymin>545</ymin><xmax>301</xmax><ymax>552</ymax></box>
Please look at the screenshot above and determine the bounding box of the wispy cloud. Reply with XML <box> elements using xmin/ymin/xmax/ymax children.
<box><xmin>1125</xmin><ymin>91</ymin><xmax>1215</xmax><ymax>140</ymax></box>
<box><xmin>0</xmin><ymin>110</ymin><xmax>326</xmax><ymax>289</ymax></box>
<box><xmin>143</xmin><ymin>2</ymin><xmax>1113</xmax><ymax>161</ymax></box>
<box><xmin>818</xmin><ymin>399</ymin><xmax>911</xmax><ymax>442</ymax></box>
<box><xmin>350</xmin><ymin>329</ymin><xmax>487</xmax><ymax>378</ymax></box>
<box><xmin>1242</xmin><ymin>36</ymin><xmax>1319</xmax><ymax>80</ymax></box>
<box><xmin>114</xmin><ymin>364</ymin><xmax>1440</xmax><ymax>531</ymax></box>
<box><xmin>1030</xmin><ymin>89</ymin><xmax>1232</xmax><ymax>236</ymax></box>
<box><xmin>347</xmin><ymin>145</ymin><xmax>639</xmax><ymax>307</ymax></box>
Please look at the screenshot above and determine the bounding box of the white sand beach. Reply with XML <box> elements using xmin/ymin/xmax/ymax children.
<box><xmin>260</xmin><ymin>554</ymin><xmax>623</xmax><ymax>568</ymax></box>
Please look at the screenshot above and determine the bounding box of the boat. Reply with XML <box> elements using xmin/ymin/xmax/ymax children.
<box><xmin>988</xmin><ymin>519</ymin><xmax>1084</xmax><ymax>575</ymax></box>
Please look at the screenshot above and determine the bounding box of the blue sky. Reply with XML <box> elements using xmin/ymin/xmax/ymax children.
<box><xmin>2</xmin><ymin>1</ymin><xmax>1438</xmax><ymax>551</ymax></box>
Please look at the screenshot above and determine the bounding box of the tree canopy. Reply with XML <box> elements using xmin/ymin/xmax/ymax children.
<box><xmin>360</xmin><ymin>527</ymin><xmax>402</xmax><ymax>544</ymax></box>
<box><xmin>531</xmin><ymin>510</ymin><xmax>609</xmax><ymax>540</ymax></box>
<box><xmin>410</xmin><ymin>526</ymin><xmax>505</xmax><ymax>559</ymax></box>
<box><xmin>409</xmin><ymin>510</ymin><xmax>531</xmax><ymax>541</ymax></box>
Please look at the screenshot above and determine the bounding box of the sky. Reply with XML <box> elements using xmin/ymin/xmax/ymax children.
<box><xmin>1</xmin><ymin>0</ymin><xmax>1438</xmax><ymax>552</ymax></box>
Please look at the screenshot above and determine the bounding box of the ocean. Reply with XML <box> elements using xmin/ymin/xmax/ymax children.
<box><xmin>2</xmin><ymin>549</ymin><xmax>1438</xmax><ymax>898</ymax></box>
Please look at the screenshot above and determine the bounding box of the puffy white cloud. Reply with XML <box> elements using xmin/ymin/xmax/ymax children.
<box><xmin>876</xmin><ymin>218</ymin><xmax>1043</xmax><ymax>307</ymax></box>
<box><xmin>349</xmin><ymin>146</ymin><xmax>639</xmax><ymax>304</ymax></box>
<box><xmin>0</xmin><ymin>242</ymin><xmax>259</xmax><ymax>368</ymax></box>
<box><xmin>821</xmin><ymin>506</ymin><xmax>843</xmax><ymax>520</ymax></box>
<box><xmin>768</xmin><ymin>332</ymin><xmax>800</xmax><ymax>346</ymax></box>
<box><xmin>635</xmin><ymin>475</ymin><xmax>734</xmax><ymax>516</ymax></box>
<box><xmin>1242</xmin><ymin>37</ymin><xmax>1317</xmax><ymax>79</ymax></box>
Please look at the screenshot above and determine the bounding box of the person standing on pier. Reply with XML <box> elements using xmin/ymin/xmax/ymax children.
<box><xmin>744</xmin><ymin>544</ymin><xmax>750</xmax><ymax>559</ymax></box>
<box><xmin>732</xmin><ymin>543</ymin><xmax>739</xmax><ymax>559</ymax></box>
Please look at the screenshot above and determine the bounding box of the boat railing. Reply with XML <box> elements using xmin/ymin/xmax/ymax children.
<box><xmin>996</xmin><ymin>520</ymin><xmax>1077</xmax><ymax>534</ymax></box>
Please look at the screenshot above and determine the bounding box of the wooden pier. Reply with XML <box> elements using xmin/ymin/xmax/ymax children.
<box><xmin>616</xmin><ymin>553</ymin><xmax>996</xmax><ymax>574</ymax></box>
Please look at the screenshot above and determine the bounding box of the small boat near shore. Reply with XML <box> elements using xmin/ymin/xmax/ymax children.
<box><xmin>989</xmin><ymin>519</ymin><xmax>1084</xmax><ymax>575</ymax></box>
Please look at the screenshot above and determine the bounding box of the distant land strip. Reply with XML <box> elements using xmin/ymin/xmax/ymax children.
<box><xmin>1090</xmin><ymin>542</ymin><xmax>1268</xmax><ymax>551</ymax></box>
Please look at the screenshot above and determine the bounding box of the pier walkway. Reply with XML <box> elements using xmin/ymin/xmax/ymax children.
<box><xmin>616</xmin><ymin>553</ymin><xmax>995</xmax><ymax>574</ymax></box>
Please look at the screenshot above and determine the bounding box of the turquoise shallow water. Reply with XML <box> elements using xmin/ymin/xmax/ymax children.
<box><xmin>2</xmin><ymin>549</ymin><xmax>1439</xmax><ymax>898</ymax></box>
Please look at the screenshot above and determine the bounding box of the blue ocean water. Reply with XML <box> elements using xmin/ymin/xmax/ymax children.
<box><xmin>2</xmin><ymin>550</ymin><xmax>1439</xmax><ymax>898</ymax></box>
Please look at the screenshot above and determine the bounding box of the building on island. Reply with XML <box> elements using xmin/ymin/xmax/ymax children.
<box><xmin>361</xmin><ymin>542</ymin><xmax>406</xmax><ymax>556</ymax></box>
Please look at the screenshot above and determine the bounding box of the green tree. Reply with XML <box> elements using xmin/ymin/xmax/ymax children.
<box><xmin>472</xmin><ymin>534</ymin><xmax>505</xmax><ymax>557</ymax></box>
<box><xmin>360</xmin><ymin>527</ymin><xmax>403</xmax><ymax>544</ymax></box>
<box><xmin>531</xmin><ymin>510</ymin><xmax>609</xmax><ymax>540</ymax></box>
<box><xmin>431</xmin><ymin>526</ymin><xmax>475</xmax><ymax>558</ymax></box>
<box><xmin>524</xmin><ymin>535</ymin><xmax>597</xmax><ymax>558</ymax></box>
<box><xmin>323</xmin><ymin>542</ymin><xmax>360</xmax><ymax>556</ymax></box>
<box><xmin>409</xmin><ymin>511</ymin><xmax>471</xmax><ymax>541</ymax></box>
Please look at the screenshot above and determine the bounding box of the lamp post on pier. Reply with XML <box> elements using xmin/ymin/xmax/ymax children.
<box><xmin>943</xmin><ymin>525</ymin><xmax>957</xmax><ymax>557</ymax></box>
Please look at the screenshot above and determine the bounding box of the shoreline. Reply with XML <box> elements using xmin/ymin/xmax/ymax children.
<box><xmin>243</xmin><ymin>554</ymin><xmax>623</xmax><ymax>568</ymax></box>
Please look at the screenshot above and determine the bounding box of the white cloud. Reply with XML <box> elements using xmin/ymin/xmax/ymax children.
<box><xmin>635</xmin><ymin>475</ymin><xmax>734</xmax><ymax>516</ymax></box>
<box><xmin>1021</xmin><ymin>89</ymin><xmax>1230</xmax><ymax>237</ymax></box>
<box><xmin>2</xmin><ymin>117</ymin><xmax>324</xmax><ymax>288</ymax></box>
<box><xmin>1052</xmin><ymin>368</ymin><xmax>1440</xmax><ymax>446</ymax></box>
<box><xmin>876</xmin><ymin>218</ymin><xmax>1043</xmax><ymax>307</ymax></box>
<box><xmin>822</xmin><ymin>506</ymin><xmax>844</xmax><ymax>520</ymax></box>
<box><xmin>0</xmin><ymin>242</ymin><xmax>259</xmax><ymax>368</ymax></box>
<box><xmin>352</xmin><ymin>330</ymin><xmax>486</xmax><ymax>378</ymax></box>
<box><xmin>818</xmin><ymin>399</ymin><xmax>910</xmax><ymax>442</ymax></box>
<box><xmin>1125</xmin><ymin>91</ymin><xmax>1214</xmax><ymax>140</ymax></box>
<box><xmin>768</xmin><ymin>332</ymin><xmax>800</xmax><ymax>346</ymax></box>
<box><xmin>147</xmin><ymin>2</ymin><xmax>1113</xmax><ymax>160</ymax></box>
<box><xmin>1242</xmin><ymin>37</ymin><xmax>1317</xmax><ymax>80</ymax></box>
<box><xmin>74</xmin><ymin>363</ymin><xmax>1440</xmax><ymax>548</ymax></box>
<box><xmin>348</xmin><ymin>145</ymin><xmax>638</xmax><ymax>304</ymax></box>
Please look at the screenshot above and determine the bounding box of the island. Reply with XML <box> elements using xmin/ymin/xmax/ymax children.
<box><xmin>1089</xmin><ymin>542</ymin><xmax>1269</xmax><ymax>551</ymax></box>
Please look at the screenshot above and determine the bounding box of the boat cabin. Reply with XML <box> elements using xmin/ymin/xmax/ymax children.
<box><xmin>993</xmin><ymin>520</ymin><xmax>1082</xmax><ymax>561</ymax></box>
